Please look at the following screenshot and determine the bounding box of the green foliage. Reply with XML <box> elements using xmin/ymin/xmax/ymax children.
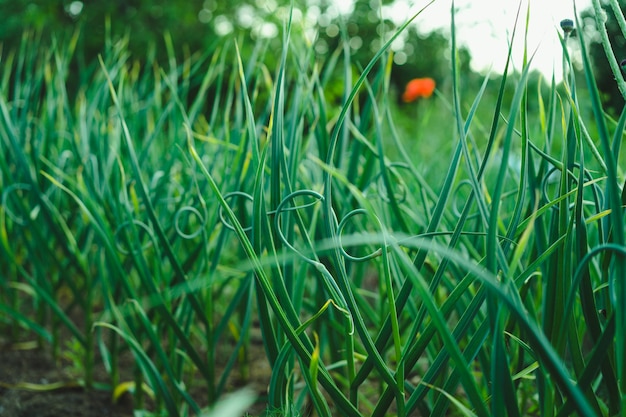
<box><xmin>581</xmin><ymin>0</ymin><xmax>626</xmax><ymax>114</ymax></box>
<box><xmin>1</xmin><ymin>2</ymin><xmax>626</xmax><ymax>417</ymax></box>
<box><xmin>0</xmin><ymin>0</ymin><xmax>466</xmax><ymax>103</ymax></box>
<box><xmin>315</xmin><ymin>0</ymin><xmax>471</xmax><ymax>99</ymax></box>
<box><xmin>0</xmin><ymin>0</ymin><xmax>304</xmax><ymax>67</ymax></box>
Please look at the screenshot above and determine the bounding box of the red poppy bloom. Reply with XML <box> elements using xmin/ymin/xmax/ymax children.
<box><xmin>402</xmin><ymin>77</ymin><xmax>436</xmax><ymax>103</ymax></box>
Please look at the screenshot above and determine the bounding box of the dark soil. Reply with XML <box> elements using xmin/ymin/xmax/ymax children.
<box><xmin>0</xmin><ymin>331</ymin><xmax>272</xmax><ymax>417</ymax></box>
<box><xmin>0</xmin><ymin>346</ymin><xmax>133</xmax><ymax>417</ymax></box>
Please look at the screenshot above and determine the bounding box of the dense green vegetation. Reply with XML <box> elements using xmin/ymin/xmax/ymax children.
<box><xmin>1</xmin><ymin>1</ymin><xmax>625</xmax><ymax>416</ymax></box>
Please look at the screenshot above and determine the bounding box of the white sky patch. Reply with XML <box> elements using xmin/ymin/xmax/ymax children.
<box><xmin>332</xmin><ymin>0</ymin><xmax>594</xmax><ymax>80</ymax></box>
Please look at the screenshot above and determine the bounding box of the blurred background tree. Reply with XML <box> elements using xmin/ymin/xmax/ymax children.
<box><xmin>1</xmin><ymin>0</ymin><xmax>580</xmax><ymax>116</ymax></box>
<box><xmin>315</xmin><ymin>0</ymin><xmax>472</xmax><ymax>101</ymax></box>
<box><xmin>580</xmin><ymin>0</ymin><xmax>626</xmax><ymax>115</ymax></box>
<box><xmin>0</xmin><ymin>0</ymin><xmax>616</xmax><ymax>89</ymax></box>
<box><xmin>0</xmin><ymin>0</ymin><xmax>284</xmax><ymax>59</ymax></box>
<box><xmin>0</xmin><ymin>0</ymin><xmax>463</xmax><ymax>94</ymax></box>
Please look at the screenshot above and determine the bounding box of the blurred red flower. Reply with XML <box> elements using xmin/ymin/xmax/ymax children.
<box><xmin>402</xmin><ymin>77</ymin><xmax>436</xmax><ymax>103</ymax></box>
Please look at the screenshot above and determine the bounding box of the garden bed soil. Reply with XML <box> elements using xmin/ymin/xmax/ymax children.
<box><xmin>0</xmin><ymin>334</ymin><xmax>272</xmax><ymax>417</ymax></box>
<box><xmin>0</xmin><ymin>346</ymin><xmax>133</xmax><ymax>417</ymax></box>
